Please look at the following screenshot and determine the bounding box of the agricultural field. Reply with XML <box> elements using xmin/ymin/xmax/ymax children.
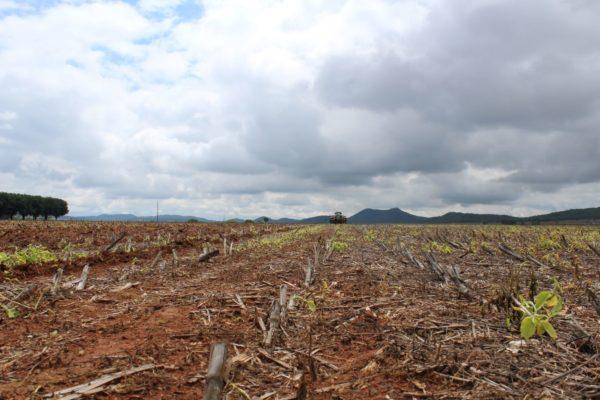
<box><xmin>0</xmin><ymin>222</ymin><xmax>598</xmax><ymax>399</ymax></box>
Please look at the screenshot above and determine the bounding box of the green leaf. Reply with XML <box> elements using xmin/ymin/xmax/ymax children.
<box><xmin>541</xmin><ymin>320</ymin><xmax>557</xmax><ymax>339</ymax></box>
<box><xmin>549</xmin><ymin>296</ymin><xmax>563</xmax><ymax>316</ymax></box>
<box><xmin>534</xmin><ymin>291</ymin><xmax>552</xmax><ymax>309</ymax></box>
<box><xmin>545</xmin><ymin>294</ymin><xmax>559</xmax><ymax>308</ymax></box>
<box><xmin>536</xmin><ymin>321</ymin><xmax>545</xmax><ymax>336</ymax></box>
<box><xmin>306</xmin><ymin>299</ymin><xmax>317</xmax><ymax>313</ymax></box>
<box><xmin>520</xmin><ymin>316</ymin><xmax>536</xmax><ymax>339</ymax></box>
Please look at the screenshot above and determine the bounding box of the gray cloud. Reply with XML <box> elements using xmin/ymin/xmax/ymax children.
<box><xmin>0</xmin><ymin>0</ymin><xmax>598</xmax><ymax>217</ymax></box>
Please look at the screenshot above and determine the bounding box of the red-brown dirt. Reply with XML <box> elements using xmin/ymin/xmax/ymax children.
<box><xmin>0</xmin><ymin>222</ymin><xmax>598</xmax><ymax>399</ymax></box>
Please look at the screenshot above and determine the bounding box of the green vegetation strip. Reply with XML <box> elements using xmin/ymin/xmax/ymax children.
<box><xmin>0</xmin><ymin>245</ymin><xmax>57</xmax><ymax>268</ymax></box>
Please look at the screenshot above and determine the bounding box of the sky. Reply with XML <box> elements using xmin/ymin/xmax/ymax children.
<box><xmin>0</xmin><ymin>0</ymin><xmax>599</xmax><ymax>219</ymax></box>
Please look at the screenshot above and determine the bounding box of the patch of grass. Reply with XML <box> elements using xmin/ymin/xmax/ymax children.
<box><xmin>423</xmin><ymin>241</ymin><xmax>453</xmax><ymax>254</ymax></box>
<box><xmin>330</xmin><ymin>241</ymin><xmax>349</xmax><ymax>252</ymax></box>
<box><xmin>239</xmin><ymin>226</ymin><xmax>324</xmax><ymax>250</ymax></box>
<box><xmin>0</xmin><ymin>245</ymin><xmax>58</xmax><ymax>268</ymax></box>
<box><xmin>538</xmin><ymin>235</ymin><xmax>561</xmax><ymax>251</ymax></box>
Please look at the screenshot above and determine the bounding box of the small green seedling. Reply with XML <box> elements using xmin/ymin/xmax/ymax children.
<box><xmin>330</xmin><ymin>241</ymin><xmax>349</xmax><ymax>252</ymax></box>
<box><xmin>1</xmin><ymin>304</ymin><xmax>19</xmax><ymax>318</ymax></box>
<box><xmin>514</xmin><ymin>290</ymin><xmax>563</xmax><ymax>340</ymax></box>
<box><xmin>305</xmin><ymin>299</ymin><xmax>317</xmax><ymax>313</ymax></box>
<box><xmin>292</xmin><ymin>295</ymin><xmax>317</xmax><ymax>313</ymax></box>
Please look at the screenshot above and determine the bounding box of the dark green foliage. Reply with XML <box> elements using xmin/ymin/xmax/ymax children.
<box><xmin>428</xmin><ymin>212</ymin><xmax>518</xmax><ymax>224</ymax></box>
<box><xmin>526</xmin><ymin>207</ymin><xmax>600</xmax><ymax>222</ymax></box>
<box><xmin>349</xmin><ymin>208</ymin><xmax>426</xmax><ymax>224</ymax></box>
<box><xmin>0</xmin><ymin>192</ymin><xmax>68</xmax><ymax>220</ymax></box>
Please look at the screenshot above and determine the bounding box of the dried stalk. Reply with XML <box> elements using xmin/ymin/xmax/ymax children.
<box><xmin>199</xmin><ymin>249</ymin><xmax>219</xmax><ymax>262</ymax></box>
<box><xmin>75</xmin><ymin>264</ymin><xmax>90</xmax><ymax>291</ymax></box>
<box><xmin>51</xmin><ymin>268</ymin><xmax>64</xmax><ymax>296</ymax></box>
<box><xmin>304</xmin><ymin>257</ymin><xmax>315</xmax><ymax>287</ymax></box>
<box><xmin>265</xmin><ymin>299</ymin><xmax>281</xmax><ymax>347</ymax></box>
<box><xmin>204</xmin><ymin>343</ymin><xmax>228</xmax><ymax>400</ymax></box>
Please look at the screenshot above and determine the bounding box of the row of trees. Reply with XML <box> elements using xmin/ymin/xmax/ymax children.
<box><xmin>0</xmin><ymin>192</ymin><xmax>69</xmax><ymax>220</ymax></box>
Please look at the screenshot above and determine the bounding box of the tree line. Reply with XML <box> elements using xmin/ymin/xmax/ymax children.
<box><xmin>0</xmin><ymin>192</ymin><xmax>68</xmax><ymax>220</ymax></box>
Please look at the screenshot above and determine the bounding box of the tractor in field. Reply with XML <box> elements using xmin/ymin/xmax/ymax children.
<box><xmin>329</xmin><ymin>211</ymin><xmax>348</xmax><ymax>224</ymax></box>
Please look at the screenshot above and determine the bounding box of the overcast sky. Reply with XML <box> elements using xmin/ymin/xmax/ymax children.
<box><xmin>1</xmin><ymin>0</ymin><xmax>599</xmax><ymax>219</ymax></box>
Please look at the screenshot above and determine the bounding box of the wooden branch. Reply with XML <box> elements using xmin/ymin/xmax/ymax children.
<box><xmin>586</xmin><ymin>287</ymin><xmax>600</xmax><ymax>317</ymax></box>
<box><xmin>265</xmin><ymin>299</ymin><xmax>281</xmax><ymax>347</ymax></box>
<box><xmin>234</xmin><ymin>294</ymin><xmax>246</xmax><ymax>310</ymax></box>
<box><xmin>404</xmin><ymin>249</ymin><xmax>425</xmax><ymax>269</ymax></box>
<box><xmin>76</xmin><ymin>264</ymin><xmax>90</xmax><ymax>291</ymax></box>
<box><xmin>323</xmin><ymin>239</ymin><xmax>334</xmax><ymax>262</ymax></box>
<box><xmin>158</xmin><ymin>260</ymin><xmax>167</xmax><ymax>273</ymax></box>
<box><xmin>525</xmin><ymin>254</ymin><xmax>550</xmax><ymax>269</ymax></box>
<box><xmin>199</xmin><ymin>249</ymin><xmax>219</xmax><ymax>263</ymax></box>
<box><xmin>425</xmin><ymin>252</ymin><xmax>449</xmax><ymax>283</ymax></box>
<box><xmin>125</xmin><ymin>237</ymin><xmax>133</xmax><ymax>252</ymax></box>
<box><xmin>48</xmin><ymin>364</ymin><xmax>155</xmax><ymax>399</ymax></box>
<box><xmin>257</xmin><ymin>315</ymin><xmax>267</xmax><ymax>340</ymax></box>
<box><xmin>498</xmin><ymin>244</ymin><xmax>525</xmax><ymax>261</ymax></box>
<box><xmin>204</xmin><ymin>343</ymin><xmax>228</xmax><ymax>400</ymax></box>
<box><xmin>256</xmin><ymin>348</ymin><xmax>293</xmax><ymax>370</ymax></box>
<box><xmin>104</xmin><ymin>232</ymin><xmax>126</xmax><ymax>253</ymax></box>
<box><xmin>172</xmin><ymin>249</ymin><xmax>179</xmax><ymax>268</ymax></box>
<box><xmin>560</xmin><ymin>234</ymin><xmax>569</xmax><ymax>248</ymax></box>
<box><xmin>374</xmin><ymin>239</ymin><xmax>391</xmax><ymax>253</ymax></box>
<box><xmin>51</xmin><ymin>268</ymin><xmax>63</xmax><ymax>296</ymax></box>
<box><xmin>448</xmin><ymin>265</ymin><xmax>472</xmax><ymax>298</ymax></box>
<box><xmin>279</xmin><ymin>284</ymin><xmax>288</xmax><ymax>323</ymax></box>
<box><xmin>13</xmin><ymin>284</ymin><xmax>37</xmax><ymax>302</ymax></box>
<box><xmin>587</xmin><ymin>242</ymin><xmax>600</xmax><ymax>257</ymax></box>
<box><xmin>304</xmin><ymin>257</ymin><xmax>314</xmax><ymax>287</ymax></box>
<box><xmin>149</xmin><ymin>250</ymin><xmax>163</xmax><ymax>270</ymax></box>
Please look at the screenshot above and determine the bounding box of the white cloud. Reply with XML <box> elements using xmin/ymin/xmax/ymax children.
<box><xmin>0</xmin><ymin>0</ymin><xmax>598</xmax><ymax>218</ymax></box>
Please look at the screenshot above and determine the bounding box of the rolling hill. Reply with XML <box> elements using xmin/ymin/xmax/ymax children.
<box><xmin>348</xmin><ymin>207</ymin><xmax>428</xmax><ymax>224</ymax></box>
<box><xmin>63</xmin><ymin>206</ymin><xmax>600</xmax><ymax>224</ymax></box>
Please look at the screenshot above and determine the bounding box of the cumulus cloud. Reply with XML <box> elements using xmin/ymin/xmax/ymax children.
<box><xmin>0</xmin><ymin>0</ymin><xmax>598</xmax><ymax>218</ymax></box>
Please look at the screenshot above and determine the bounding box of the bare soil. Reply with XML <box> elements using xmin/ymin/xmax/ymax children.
<box><xmin>0</xmin><ymin>222</ymin><xmax>598</xmax><ymax>399</ymax></box>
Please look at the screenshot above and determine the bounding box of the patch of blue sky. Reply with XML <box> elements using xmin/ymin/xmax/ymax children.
<box><xmin>0</xmin><ymin>1</ymin><xmax>37</xmax><ymax>18</ymax></box>
<box><xmin>132</xmin><ymin>0</ymin><xmax>203</xmax><ymax>22</ymax></box>
<box><xmin>66</xmin><ymin>59</ymin><xmax>84</xmax><ymax>69</ymax></box>
<box><xmin>0</xmin><ymin>1</ymin><xmax>90</xmax><ymax>18</ymax></box>
<box><xmin>174</xmin><ymin>0</ymin><xmax>202</xmax><ymax>22</ymax></box>
<box><xmin>1</xmin><ymin>1</ymin><xmax>203</xmax><ymax>21</ymax></box>
<box><xmin>91</xmin><ymin>44</ymin><xmax>140</xmax><ymax>65</ymax></box>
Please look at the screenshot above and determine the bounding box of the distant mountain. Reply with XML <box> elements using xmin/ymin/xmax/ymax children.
<box><xmin>62</xmin><ymin>206</ymin><xmax>600</xmax><ymax>225</ymax></box>
<box><xmin>275</xmin><ymin>218</ymin><xmax>300</xmax><ymax>224</ymax></box>
<box><xmin>428</xmin><ymin>212</ymin><xmax>518</xmax><ymax>224</ymax></box>
<box><xmin>266</xmin><ymin>217</ymin><xmax>300</xmax><ymax>224</ymax></box>
<box><xmin>526</xmin><ymin>207</ymin><xmax>600</xmax><ymax>222</ymax></box>
<box><xmin>428</xmin><ymin>207</ymin><xmax>600</xmax><ymax>224</ymax></box>
<box><xmin>299</xmin><ymin>215</ymin><xmax>331</xmax><ymax>224</ymax></box>
<box><xmin>349</xmin><ymin>207</ymin><xmax>428</xmax><ymax>224</ymax></box>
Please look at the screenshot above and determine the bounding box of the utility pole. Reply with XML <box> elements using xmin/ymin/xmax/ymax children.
<box><xmin>156</xmin><ymin>201</ymin><xmax>159</xmax><ymax>223</ymax></box>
